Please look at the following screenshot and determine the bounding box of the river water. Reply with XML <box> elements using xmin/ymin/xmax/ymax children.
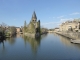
<box><xmin>0</xmin><ymin>33</ymin><xmax>80</xmax><ymax>60</ymax></box>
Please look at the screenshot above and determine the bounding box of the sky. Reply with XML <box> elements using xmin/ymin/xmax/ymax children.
<box><xmin>0</xmin><ymin>0</ymin><xmax>80</xmax><ymax>29</ymax></box>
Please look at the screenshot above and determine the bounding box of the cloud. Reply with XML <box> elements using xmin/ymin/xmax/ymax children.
<box><xmin>53</xmin><ymin>17</ymin><xmax>55</xmax><ymax>18</ymax></box>
<box><xmin>70</xmin><ymin>12</ymin><xmax>80</xmax><ymax>15</ymax></box>
<box><xmin>42</xmin><ymin>18</ymin><xmax>73</xmax><ymax>26</ymax></box>
<box><xmin>41</xmin><ymin>17</ymin><xmax>75</xmax><ymax>29</ymax></box>
<box><xmin>57</xmin><ymin>16</ymin><xmax>64</xmax><ymax>19</ymax></box>
<box><xmin>41</xmin><ymin>22</ymin><xmax>59</xmax><ymax>29</ymax></box>
<box><xmin>60</xmin><ymin>18</ymin><xmax>73</xmax><ymax>22</ymax></box>
<box><xmin>49</xmin><ymin>17</ymin><xmax>55</xmax><ymax>19</ymax></box>
<box><xmin>41</xmin><ymin>22</ymin><xmax>59</xmax><ymax>25</ymax></box>
<box><xmin>57</xmin><ymin>18</ymin><xmax>73</xmax><ymax>25</ymax></box>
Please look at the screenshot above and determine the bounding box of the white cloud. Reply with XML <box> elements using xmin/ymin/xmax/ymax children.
<box><xmin>60</xmin><ymin>18</ymin><xmax>73</xmax><ymax>22</ymax></box>
<box><xmin>57</xmin><ymin>16</ymin><xmax>64</xmax><ymax>19</ymax></box>
<box><xmin>41</xmin><ymin>22</ymin><xmax>59</xmax><ymax>29</ymax></box>
<box><xmin>70</xmin><ymin>12</ymin><xmax>80</xmax><ymax>15</ymax></box>
<box><xmin>53</xmin><ymin>17</ymin><xmax>55</xmax><ymax>18</ymax></box>
<box><xmin>41</xmin><ymin>22</ymin><xmax>59</xmax><ymax>25</ymax></box>
<box><xmin>42</xmin><ymin>12</ymin><xmax>80</xmax><ymax>28</ymax></box>
<box><xmin>42</xmin><ymin>18</ymin><xmax>73</xmax><ymax>26</ymax></box>
<box><xmin>49</xmin><ymin>17</ymin><xmax>55</xmax><ymax>19</ymax></box>
<box><xmin>58</xmin><ymin>18</ymin><xmax>73</xmax><ymax>25</ymax></box>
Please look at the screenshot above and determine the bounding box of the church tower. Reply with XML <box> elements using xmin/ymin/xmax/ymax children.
<box><xmin>31</xmin><ymin>11</ymin><xmax>37</xmax><ymax>23</ymax></box>
<box><xmin>25</xmin><ymin>11</ymin><xmax>41</xmax><ymax>38</ymax></box>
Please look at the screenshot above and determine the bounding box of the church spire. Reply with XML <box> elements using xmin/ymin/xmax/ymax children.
<box><xmin>31</xmin><ymin>11</ymin><xmax>37</xmax><ymax>22</ymax></box>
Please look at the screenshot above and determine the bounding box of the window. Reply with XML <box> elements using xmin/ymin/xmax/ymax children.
<box><xmin>75</xmin><ymin>26</ymin><xmax>77</xmax><ymax>28</ymax></box>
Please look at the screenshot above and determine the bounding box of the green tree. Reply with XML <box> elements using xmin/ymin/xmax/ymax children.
<box><xmin>23</xmin><ymin>20</ymin><xmax>27</xmax><ymax>33</ymax></box>
<box><xmin>8</xmin><ymin>26</ymin><xmax>16</xmax><ymax>37</ymax></box>
<box><xmin>38</xmin><ymin>20</ymin><xmax>41</xmax><ymax>33</ymax></box>
<box><xmin>0</xmin><ymin>23</ymin><xmax>7</xmax><ymax>36</ymax></box>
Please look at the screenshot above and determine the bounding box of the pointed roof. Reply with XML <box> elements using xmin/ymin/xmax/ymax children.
<box><xmin>32</xmin><ymin>11</ymin><xmax>37</xmax><ymax>20</ymax></box>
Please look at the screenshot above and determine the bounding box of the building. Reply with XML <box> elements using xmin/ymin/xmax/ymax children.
<box><xmin>59</xmin><ymin>19</ymin><xmax>80</xmax><ymax>32</ymax></box>
<box><xmin>54</xmin><ymin>28</ymin><xmax>60</xmax><ymax>32</ymax></box>
<box><xmin>24</xmin><ymin>11</ymin><xmax>41</xmax><ymax>37</ymax></box>
<box><xmin>16</xmin><ymin>27</ymin><xmax>21</xmax><ymax>34</ymax></box>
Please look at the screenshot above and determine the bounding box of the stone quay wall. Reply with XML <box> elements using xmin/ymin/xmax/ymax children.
<box><xmin>56</xmin><ymin>32</ymin><xmax>80</xmax><ymax>40</ymax></box>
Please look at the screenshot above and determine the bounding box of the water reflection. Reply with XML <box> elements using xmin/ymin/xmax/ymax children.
<box><xmin>0</xmin><ymin>40</ymin><xmax>5</xmax><ymax>49</ymax></box>
<box><xmin>16</xmin><ymin>34</ymin><xmax>23</xmax><ymax>38</ymax></box>
<box><xmin>0</xmin><ymin>34</ymin><xmax>48</xmax><ymax>55</ymax></box>
<box><xmin>0</xmin><ymin>40</ymin><xmax>6</xmax><ymax>55</ymax></box>
<box><xmin>6</xmin><ymin>37</ymin><xmax>16</xmax><ymax>45</ymax></box>
<box><xmin>54</xmin><ymin>33</ymin><xmax>80</xmax><ymax>49</ymax></box>
<box><xmin>0</xmin><ymin>37</ymin><xmax>16</xmax><ymax>54</ymax></box>
<box><xmin>1</xmin><ymin>33</ymin><xmax>80</xmax><ymax>60</ymax></box>
<box><xmin>41</xmin><ymin>34</ymin><xmax>48</xmax><ymax>39</ymax></box>
<box><xmin>22</xmin><ymin>34</ymin><xmax>48</xmax><ymax>54</ymax></box>
<box><xmin>22</xmin><ymin>35</ymin><xmax>41</xmax><ymax>54</ymax></box>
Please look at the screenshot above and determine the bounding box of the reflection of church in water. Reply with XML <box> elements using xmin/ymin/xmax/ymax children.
<box><xmin>23</xmin><ymin>36</ymin><xmax>41</xmax><ymax>54</ymax></box>
<box><xmin>23</xmin><ymin>33</ymin><xmax>48</xmax><ymax>54</ymax></box>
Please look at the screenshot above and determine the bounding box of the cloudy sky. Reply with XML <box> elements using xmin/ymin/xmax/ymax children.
<box><xmin>0</xmin><ymin>0</ymin><xmax>80</xmax><ymax>29</ymax></box>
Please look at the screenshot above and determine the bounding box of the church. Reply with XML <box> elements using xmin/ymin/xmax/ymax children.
<box><xmin>25</xmin><ymin>11</ymin><xmax>41</xmax><ymax>37</ymax></box>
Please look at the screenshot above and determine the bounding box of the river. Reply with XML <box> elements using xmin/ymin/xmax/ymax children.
<box><xmin>0</xmin><ymin>33</ymin><xmax>80</xmax><ymax>60</ymax></box>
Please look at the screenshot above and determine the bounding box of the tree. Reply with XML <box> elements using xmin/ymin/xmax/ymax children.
<box><xmin>0</xmin><ymin>23</ymin><xmax>7</xmax><ymax>35</ymax></box>
<box><xmin>23</xmin><ymin>20</ymin><xmax>27</xmax><ymax>33</ymax></box>
<box><xmin>5</xmin><ymin>26</ymin><xmax>16</xmax><ymax>37</ymax></box>
<box><xmin>37</xmin><ymin>20</ymin><xmax>41</xmax><ymax>33</ymax></box>
<box><xmin>1</xmin><ymin>22</ymin><xmax>8</xmax><ymax>28</ymax></box>
<box><xmin>10</xmin><ymin>26</ymin><xmax>16</xmax><ymax>35</ymax></box>
<box><xmin>24</xmin><ymin>20</ymin><xmax>27</xmax><ymax>27</ymax></box>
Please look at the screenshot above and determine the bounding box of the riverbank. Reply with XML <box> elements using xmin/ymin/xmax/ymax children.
<box><xmin>55</xmin><ymin>31</ymin><xmax>80</xmax><ymax>44</ymax></box>
<box><xmin>56</xmin><ymin>32</ymin><xmax>80</xmax><ymax>39</ymax></box>
<box><xmin>24</xmin><ymin>32</ymin><xmax>48</xmax><ymax>38</ymax></box>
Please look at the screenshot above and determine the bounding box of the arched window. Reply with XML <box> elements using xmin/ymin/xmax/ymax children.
<box><xmin>75</xmin><ymin>26</ymin><xmax>77</xmax><ymax>28</ymax></box>
<box><xmin>68</xmin><ymin>26</ymin><xmax>72</xmax><ymax>31</ymax></box>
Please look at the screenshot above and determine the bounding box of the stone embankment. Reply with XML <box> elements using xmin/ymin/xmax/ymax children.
<box><xmin>55</xmin><ymin>31</ymin><xmax>80</xmax><ymax>44</ymax></box>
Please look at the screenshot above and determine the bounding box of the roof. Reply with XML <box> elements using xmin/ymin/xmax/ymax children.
<box><xmin>32</xmin><ymin>11</ymin><xmax>37</xmax><ymax>20</ymax></box>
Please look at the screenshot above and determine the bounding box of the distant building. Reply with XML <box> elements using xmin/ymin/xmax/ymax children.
<box><xmin>59</xmin><ymin>19</ymin><xmax>80</xmax><ymax>32</ymax></box>
<box><xmin>16</xmin><ymin>27</ymin><xmax>21</xmax><ymax>34</ymax></box>
<box><xmin>26</xmin><ymin>11</ymin><xmax>40</xmax><ymax>34</ymax></box>
<box><xmin>54</xmin><ymin>28</ymin><xmax>59</xmax><ymax>32</ymax></box>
